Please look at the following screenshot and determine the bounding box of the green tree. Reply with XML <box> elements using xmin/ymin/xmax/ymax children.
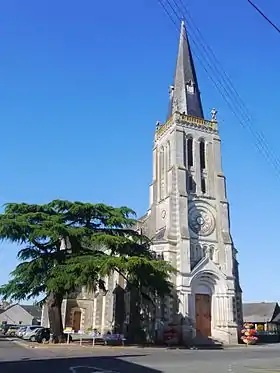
<box><xmin>0</xmin><ymin>200</ymin><xmax>174</xmax><ymax>342</ymax></box>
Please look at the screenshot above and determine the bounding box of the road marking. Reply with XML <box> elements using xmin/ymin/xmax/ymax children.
<box><xmin>243</xmin><ymin>368</ymin><xmax>280</xmax><ymax>373</ymax></box>
<box><xmin>69</xmin><ymin>366</ymin><xmax>118</xmax><ymax>373</ymax></box>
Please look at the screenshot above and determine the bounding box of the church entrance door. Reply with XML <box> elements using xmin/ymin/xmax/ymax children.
<box><xmin>72</xmin><ymin>310</ymin><xmax>81</xmax><ymax>332</ymax></box>
<box><xmin>195</xmin><ymin>294</ymin><xmax>211</xmax><ymax>337</ymax></box>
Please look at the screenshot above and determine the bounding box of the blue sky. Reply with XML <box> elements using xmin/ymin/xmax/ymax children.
<box><xmin>0</xmin><ymin>0</ymin><xmax>279</xmax><ymax>303</ymax></box>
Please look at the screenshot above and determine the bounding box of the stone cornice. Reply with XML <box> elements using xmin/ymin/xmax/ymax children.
<box><xmin>155</xmin><ymin>112</ymin><xmax>218</xmax><ymax>140</ymax></box>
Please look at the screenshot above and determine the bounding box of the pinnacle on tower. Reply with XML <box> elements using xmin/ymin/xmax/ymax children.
<box><xmin>168</xmin><ymin>20</ymin><xmax>204</xmax><ymax>119</ymax></box>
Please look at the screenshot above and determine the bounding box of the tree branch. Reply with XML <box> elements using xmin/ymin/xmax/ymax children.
<box><xmin>113</xmin><ymin>266</ymin><xmax>155</xmax><ymax>306</ymax></box>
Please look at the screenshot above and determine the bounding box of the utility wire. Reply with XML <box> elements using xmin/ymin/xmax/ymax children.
<box><xmin>247</xmin><ymin>0</ymin><xmax>280</xmax><ymax>34</ymax></box>
<box><xmin>164</xmin><ymin>0</ymin><xmax>280</xmax><ymax>173</ymax></box>
<box><xmin>171</xmin><ymin>0</ymin><xmax>280</xmax><ymax>170</ymax></box>
<box><xmin>168</xmin><ymin>0</ymin><xmax>280</xmax><ymax>175</ymax></box>
<box><xmin>157</xmin><ymin>0</ymin><xmax>280</xmax><ymax>177</ymax></box>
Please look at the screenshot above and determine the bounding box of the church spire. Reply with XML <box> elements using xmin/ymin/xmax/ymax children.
<box><xmin>168</xmin><ymin>21</ymin><xmax>204</xmax><ymax>119</ymax></box>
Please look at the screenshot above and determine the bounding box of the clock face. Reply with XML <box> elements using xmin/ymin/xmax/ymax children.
<box><xmin>189</xmin><ymin>207</ymin><xmax>215</xmax><ymax>236</ymax></box>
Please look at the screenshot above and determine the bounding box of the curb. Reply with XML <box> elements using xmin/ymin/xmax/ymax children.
<box><xmin>26</xmin><ymin>344</ymin><xmax>154</xmax><ymax>350</ymax></box>
<box><xmin>8</xmin><ymin>340</ymin><xmax>177</xmax><ymax>351</ymax></box>
<box><xmin>9</xmin><ymin>338</ymin><xmax>269</xmax><ymax>351</ymax></box>
<box><xmin>8</xmin><ymin>338</ymin><xmax>134</xmax><ymax>350</ymax></box>
<box><xmin>8</xmin><ymin>338</ymin><xmax>37</xmax><ymax>349</ymax></box>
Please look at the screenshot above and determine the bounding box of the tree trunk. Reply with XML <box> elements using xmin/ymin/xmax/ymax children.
<box><xmin>128</xmin><ymin>288</ymin><xmax>145</xmax><ymax>344</ymax></box>
<box><xmin>47</xmin><ymin>292</ymin><xmax>65</xmax><ymax>343</ymax></box>
<box><xmin>113</xmin><ymin>284</ymin><xmax>125</xmax><ymax>334</ymax></box>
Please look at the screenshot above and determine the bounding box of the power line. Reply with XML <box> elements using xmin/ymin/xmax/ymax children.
<box><xmin>172</xmin><ymin>0</ymin><xmax>280</xmax><ymax>170</ymax></box>
<box><xmin>247</xmin><ymin>0</ymin><xmax>280</xmax><ymax>34</ymax></box>
<box><xmin>156</xmin><ymin>0</ymin><xmax>280</xmax><ymax>178</ymax></box>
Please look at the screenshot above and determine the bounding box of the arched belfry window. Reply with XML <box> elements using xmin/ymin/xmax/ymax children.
<box><xmin>160</xmin><ymin>147</ymin><xmax>164</xmax><ymax>175</ymax></box>
<box><xmin>159</xmin><ymin>147</ymin><xmax>165</xmax><ymax>200</ymax></box>
<box><xmin>166</xmin><ymin>141</ymin><xmax>171</xmax><ymax>169</ymax></box>
<box><xmin>201</xmin><ymin>177</ymin><xmax>206</xmax><ymax>194</ymax></box>
<box><xmin>199</xmin><ymin>140</ymin><xmax>206</xmax><ymax>170</ymax></box>
<box><xmin>199</xmin><ymin>139</ymin><xmax>207</xmax><ymax>194</ymax></box>
<box><xmin>187</xmin><ymin>137</ymin><xmax>193</xmax><ymax>168</ymax></box>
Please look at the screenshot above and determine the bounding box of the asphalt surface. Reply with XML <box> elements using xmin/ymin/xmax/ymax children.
<box><xmin>2</xmin><ymin>336</ymin><xmax>280</xmax><ymax>373</ymax></box>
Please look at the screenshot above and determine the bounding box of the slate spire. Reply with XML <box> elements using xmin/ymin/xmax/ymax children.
<box><xmin>168</xmin><ymin>20</ymin><xmax>204</xmax><ymax>119</ymax></box>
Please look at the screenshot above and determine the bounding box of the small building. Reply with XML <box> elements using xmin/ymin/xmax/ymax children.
<box><xmin>242</xmin><ymin>302</ymin><xmax>280</xmax><ymax>343</ymax></box>
<box><xmin>0</xmin><ymin>304</ymin><xmax>41</xmax><ymax>326</ymax></box>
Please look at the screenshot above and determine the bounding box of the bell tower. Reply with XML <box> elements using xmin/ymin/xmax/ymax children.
<box><xmin>140</xmin><ymin>21</ymin><xmax>242</xmax><ymax>344</ymax></box>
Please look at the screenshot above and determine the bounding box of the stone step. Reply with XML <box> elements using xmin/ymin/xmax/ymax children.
<box><xmin>190</xmin><ymin>336</ymin><xmax>223</xmax><ymax>349</ymax></box>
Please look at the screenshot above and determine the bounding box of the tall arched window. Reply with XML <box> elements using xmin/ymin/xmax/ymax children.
<box><xmin>187</xmin><ymin>138</ymin><xmax>193</xmax><ymax>168</ymax></box>
<box><xmin>166</xmin><ymin>141</ymin><xmax>171</xmax><ymax>169</ymax></box>
<box><xmin>183</xmin><ymin>136</ymin><xmax>187</xmax><ymax>167</ymax></box>
<box><xmin>159</xmin><ymin>147</ymin><xmax>165</xmax><ymax>199</ymax></box>
<box><xmin>160</xmin><ymin>147</ymin><xmax>164</xmax><ymax>175</ymax></box>
<box><xmin>199</xmin><ymin>140</ymin><xmax>206</xmax><ymax>170</ymax></box>
<box><xmin>199</xmin><ymin>140</ymin><xmax>206</xmax><ymax>194</ymax></box>
<box><xmin>201</xmin><ymin>177</ymin><xmax>206</xmax><ymax>194</ymax></box>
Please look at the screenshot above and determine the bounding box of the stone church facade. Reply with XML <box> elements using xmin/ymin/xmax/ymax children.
<box><xmin>41</xmin><ymin>272</ymin><xmax>129</xmax><ymax>335</ymax></box>
<box><xmin>138</xmin><ymin>21</ymin><xmax>243</xmax><ymax>344</ymax></box>
<box><xmin>41</xmin><ymin>21</ymin><xmax>243</xmax><ymax>344</ymax></box>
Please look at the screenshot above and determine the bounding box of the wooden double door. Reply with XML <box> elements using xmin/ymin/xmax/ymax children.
<box><xmin>72</xmin><ymin>310</ymin><xmax>81</xmax><ymax>332</ymax></box>
<box><xmin>195</xmin><ymin>294</ymin><xmax>211</xmax><ymax>337</ymax></box>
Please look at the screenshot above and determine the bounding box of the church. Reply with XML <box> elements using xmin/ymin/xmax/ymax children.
<box><xmin>41</xmin><ymin>21</ymin><xmax>243</xmax><ymax>345</ymax></box>
<box><xmin>138</xmin><ymin>20</ymin><xmax>243</xmax><ymax>344</ymax></box>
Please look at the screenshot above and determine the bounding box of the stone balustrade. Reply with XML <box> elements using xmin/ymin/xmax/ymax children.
<box><xmin>156</xmin><ymin>112</ymin><xmax>218</xmax><ymax>139</ymax></box>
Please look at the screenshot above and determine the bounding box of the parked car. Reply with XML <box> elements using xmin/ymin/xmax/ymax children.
<box><xmin>22</xmin><ymin>326</ymin><xmax>43</xmax><ymax>341</ymax></box>
<box><xmin>16</xmin><ymin>326</ymin><xmax>27</xmax><ymax>338</ymax></box>
<box><xmin>35</xmin><ymin>328</ymin><xmax>51</xmax><ymax>343</ymax></box>
<box><xmin>6</xmin><ymin>325</ymin><xmax>21</xmax><ymax>336</ymax></box>
<box><xmin>2</xmin><ymin>324</ymin><xmax>17</xmax><ymax>335</ymax></box>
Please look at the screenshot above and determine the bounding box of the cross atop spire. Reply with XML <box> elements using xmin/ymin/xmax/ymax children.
<box><xmin>168</xmin><ymin>21</ymin><xmax>204</xmax><ymax>119</ymax></box>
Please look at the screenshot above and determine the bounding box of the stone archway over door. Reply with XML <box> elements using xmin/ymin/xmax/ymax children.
<box><xmin>72</xmin><ymin>310</ymin><xmax>81</xmax><ymax>332</ymax></box>
<box><xmin>195</xmin><ymin>294</ymin><xmax>211</xmax><ymax>337</ymax></box>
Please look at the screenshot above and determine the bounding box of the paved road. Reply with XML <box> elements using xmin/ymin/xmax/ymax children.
<box><xmin>2</xmin><ymin>336</ymin><xmax>280</xmax><ymax>373</ymax></box>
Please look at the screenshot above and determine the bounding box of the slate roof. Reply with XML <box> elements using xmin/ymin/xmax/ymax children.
<box><xmin>242</xmin><ymin>302</ymin><xmax>279</xmax><ymax>323</ymax></box>
<box><xmin>138</xmin><ymin>213</ymin><xmax>148</xmax><ymax>222</ymax></box>
<box><xmin>168</xmin><ymin>21</ymin><xmax>204</xmax><ymax>119</ymax></box>
<box><xmin>20</xmin><ymin>305</ymin><xmax>41</xmax><ymax>320</ymax></box>
<box><xmin>154</xmin><ymin>228</ymin><xmax>166</xmax><ymax>241</ymax></box>
<box><xmin>1</xmin><ymin>304</ymin><xmax>13</xmax><ymax>312</ymax></box>
<box><xmin>272</xmin><ymin>311</ymin><xmax>280</xmax><ymax>323</ymax></box>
